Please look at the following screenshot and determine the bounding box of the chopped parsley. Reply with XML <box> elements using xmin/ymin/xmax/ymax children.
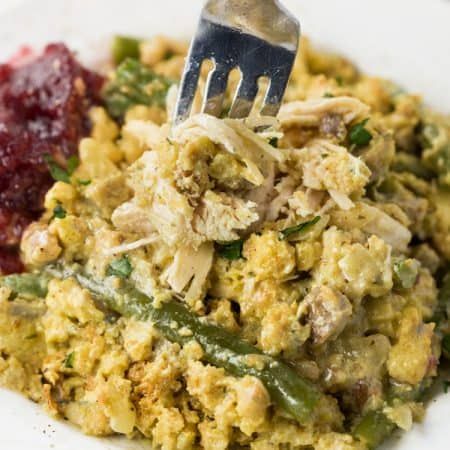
<box><xmin>163</xmin><ymin>50</ymin><xmax>175</xmax><ymax>61</ymax></box>
<box><xmin>393</xmin><ymin>259</ymin><xmax>419</xmax><ymax>289</ymax></box>
<box><xmin>323</xmin><ymin>92</ymin><xmax>334</xmax><ymax>98</ymax></box>
<box><xmin>103</xmin><ymin>58</ymin><xmax>174</xmax><ymax>118</ymax></box>
<box><xmin>216</xmin><ymin>239</ymin><xmax>244</xmax><ymax>260</ymax></box>
<box><xmin>444</xmin><ymin>380</ymin><xmax>450</xmax><ymax>394</ymax></box>
<box><xmin>52</xmin><ymin>204</ymin><xmax>67</xmax><ymax>220</ymax></box>
<box><xmin>349</xmin><ymin>118</ymin><xmax>373</xmax><ymax>147</ymax></box>
<box><xmin>44</xmin><ymin>154</ymin><xmax>70</xmax><ymax>183</ymax></box>
<box><xmin>66</xmin><ymin>155</ymin><xmax>80</xmax><ymax>175</ymax></box>
<box><xmin>279</xmin><ymin>216</ymin><xmax>321</xmax><ymax>240</ymax></box>
<box><xmin>269</xmin><ymin>137</ymin><xmax>279</xmax><ymax>148</ymax></box>
<box><xmin>77</xmin><ymin>179</ymin><xmax>92</xmax><ymax>186</ymax></box>
<box><xmin>107</xmin><ymin>255</ymin><xmax>133</xmax><ymax>279</ymax></box>
<box><xmin>44</xmin><ymin>154</ymin><xmax>79</xmax><ymax>184</ymax></box>
<box><xmin>112</xmin><ymin>35</ymin><xmax>141</xmax><ymax>65</ymax></box>
<box><xmin>63</xmin><ymin>351</ymin><xmax>75</xmax><ymax>369</ymax></box>
<box><xmin>220</xmin><ymin>106</ymin><xmax>231</xmax><ymax>119</ymax></box>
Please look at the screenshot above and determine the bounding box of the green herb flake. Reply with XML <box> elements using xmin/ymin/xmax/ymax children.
<box><xmin>77</xmin><ymin>179</ymin><xmax>92</xmax><ymax>186</ymax></box>
<box><xmin>349</xmin><ymin>118</ymin><xmax>373</xmax><ymax>147</ymax></box>
<box><xmin>220</xmin><ymin>106</ymin><xmax>231</xmax><ymax>119</ymax></box>
<box><xmin>107</xmin><ymin>255</ymin><xmax>133</xmax><ymax>279</ymax></box>
<box><xmin>323</xmin><ymin>92</ymin><xmax>334</xmax><ymax>98</ymax></box>
<box><xmin>163</xmin><ymin>50</ymin><xmax>175</xmax><ymax>61</ymax></box>
<box><xmin>112</xmin><ymin>35</ymin><xmax>141</xmax><ymax>65</ymax></box>
<box><xmin>66</xmin><ymin>155</ymin><xmax>80</xmax><ymax>175</ymax></box>
<box><xmin>269</xmin><ymin>137</ymin><xmax>279</xmax><ymax>148</ymax></box>
<box><xmin>25</xmin><ymin>333</ymin><xmax>38</xmax><ymax>340</ymax></box>
<box><xmin>216</xmin><ymin>240</ymin><xmax>244</xmax><ymax>260</ymax></box>
<box><xmin>103</xmin><ymin>58</ymin><xmax>174</xmax><ymax>119</ymax></box>
<box><xmin>52</xmin><ymin>204</ymin><xmax>67</xmax><ymax>220</ymax></box>
<box><xmin>393</xmin><ymin>259</ymin><xmax>419</xmax><ymax>289</ymax></box>
<box><xmin>63</xmin><ymin>351</ymin><xmax>75</xmax><ymax>369</ymax></box>
<box><xmin>444</xmin><ymin>380</ymin><xmax>450</xmax><ymax>394</ymax></box>
<box><xmin>43</xmin><ymin>154</ymin><xmax>71</xmax><ymax>184</ymax></box>
<box><xmin>279</xmin><ymin>216</ymin><xmax>321</xmax><ymax>240</ymax></box>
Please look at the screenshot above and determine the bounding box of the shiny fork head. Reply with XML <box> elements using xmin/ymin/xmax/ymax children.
<box><xmin>173</xmin><ymin>0</ymin><xmax>300</xmax><ymax>125</ymax></box>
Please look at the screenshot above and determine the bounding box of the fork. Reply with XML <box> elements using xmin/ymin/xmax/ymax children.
<box><xmin>173</xmin><ymin>0</ymin><xmax>300</xmax><ymax>125</ymax></box>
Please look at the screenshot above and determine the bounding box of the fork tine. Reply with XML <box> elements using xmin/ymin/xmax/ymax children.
<box><xmin>260</xmin><ymin>74</ymin><xmax>290</xmax><ymax>117</ymax></box>
<box><xmin>174</xmin><ymin>1</ymin><xmax>300</xmax><ymax>124</ymax></box>
<box><xmin>173</xmin><ymin>59</ymin><xmax>201</xmax><ymax>125</ymax></box>
<box><xmin>229</xmin><ymin>75</ymin><xmax>259</xmax><ymax>119</ymax></box>
<box><xmin>202</xmin><ymin>65</ymin><xmax>229</xmax><ymax>117</ymax></box>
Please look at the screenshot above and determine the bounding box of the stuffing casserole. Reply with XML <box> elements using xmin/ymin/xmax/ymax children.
<box><xmin>0</xmin><ymin>35</ymin><xmax>450</xmax><ymax>450</ymax></box>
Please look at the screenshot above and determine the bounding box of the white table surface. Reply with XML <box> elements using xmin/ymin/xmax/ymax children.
<box><xmin>0</xmin><ymin>0</ymin><xmax>21</xmax><ymax>14</ymax></box>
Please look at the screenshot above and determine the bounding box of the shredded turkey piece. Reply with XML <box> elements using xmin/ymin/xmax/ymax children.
<box><xmin>278</xmin><ymin>96</ymin><xmax>370</xmax><ymax>127</ymax></box>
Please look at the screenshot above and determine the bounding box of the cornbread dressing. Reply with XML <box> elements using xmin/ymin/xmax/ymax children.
<box><xmin>1</xmin><ymin>35</ymin><xmax>450</xmax><ymax>450</ymax></box>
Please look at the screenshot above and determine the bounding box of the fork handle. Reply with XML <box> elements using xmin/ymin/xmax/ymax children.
<box><xmin>204</xmin><ymin>0</ymin><xmax>298</xmax><ymax>50</ymax></box>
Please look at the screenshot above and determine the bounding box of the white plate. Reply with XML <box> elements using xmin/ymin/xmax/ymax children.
<box><xmin>0</xmin><ymin>0</ymin><xmax>449</xmax><ymax>449</ymax></box>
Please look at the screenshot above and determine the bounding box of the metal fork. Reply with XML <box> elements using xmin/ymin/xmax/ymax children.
<box><xmin>173</xmin><ymin>0</ymin><xmax>300</xmax><ymax>125</ymax></box>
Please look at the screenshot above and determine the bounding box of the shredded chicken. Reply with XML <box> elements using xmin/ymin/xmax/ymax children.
<box><xmin>288</xmin><ymin>188</ymin><xmax>326</xmax><ymax>218</ymax></box>
<box><xmin>278</xmin><ymin>97</ymin><xmax>370</xmax><ymax>128</ymax></box>
<box><xmin>111</xmin><ymin>201</ymin><xmax>156</xmax><ymax>235</ymax></box>
<box><xmin>194</xmin><ymin>191</ymin><xmax>258</xmax><ymax>242</ymax></box>
<box><xmin>166</xmin><ymin>243</ymin><xmax>214</xmax><ymax>302</ymax></box>
<box><xmin>245</xmin><ymin>162</ymin><xmax>276</xmax><ymax>223</ymax></box>
<box><xmin>172</xmin><ymin>114</ymin><xmax>284</xmax><ymax>186</ymax></box>
<box><xmin>292</xmin><ymin>139</ymin><xmax>371</xmax><ymax>210</ymax></box>
<box><xmin>104</xmin><ymin>235</ymin><xmax>159</xmax><ymax>256</ymax></box>
<box><xmin>362</xmin><ymin>205</ymin><xmax>412</xmax><ymax>252</ymax></box>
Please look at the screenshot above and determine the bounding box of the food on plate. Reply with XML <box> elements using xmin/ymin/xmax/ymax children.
<box><xmin>0</xmin><ymin>43</ymin><xmax>103</xmax><ymax>273</ymax></box>
<box><xmin>0</xmin><ymin>34</ymin><xmax>450</xmax><ymax>450</ymax></box>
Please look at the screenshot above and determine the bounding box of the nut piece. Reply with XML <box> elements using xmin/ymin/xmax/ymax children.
<box><xmin>20</xmin><ymin>223</ymin><xmax>61</xmax><ymax>266</ymax></box>
<box><xmin>303</xmin><ymin>285</ymin><xmax>352</xmax><ymax>345</ymax></box>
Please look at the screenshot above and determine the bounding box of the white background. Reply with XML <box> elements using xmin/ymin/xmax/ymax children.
<box><xmin>0</xmin><ymin>1</ymin><xmax>449</xmax><ymax>449</ymax></box>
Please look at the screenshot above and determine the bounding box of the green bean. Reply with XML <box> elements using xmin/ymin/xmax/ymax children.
<box><xmin>387</xmin><ymin>381</ymin><xmax>428</xmax><ymax>404</ymax></box>
<box><xmin>353</xmin><ymin>410</ymin><xmax>395</xmax><ymax>449</ymax></box>
<box><xmin>420</xmin><ymin>121</ymin><xmax>450</xmax><ymax>187</ymax></box>
<box><xmin>112</xmin><ymin>35</ymin><xmax>141</xmax><ymax>65</ymax></box>
<box><xmin>0</xmin><ymin>273</ymin><xmax>49</xmax><ymax>299</ymax></box>
<box><xmin>353</xmin><ymin>382</ymin><xmax>427</xmax><ymax>449</ymax></box>
<box><xmin>2</xmin><ymin>268</ymin><xmax>322</xmax><ymax>423</ymax></box>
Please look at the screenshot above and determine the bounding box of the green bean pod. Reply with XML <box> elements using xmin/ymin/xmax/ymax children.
<box><xmin>353</xmin><ymin>410</ymin><xmax>395</xmax><ymax>449</ymax></box>
<box><xmin>1</xmin><ymin>267</ymin><xmax>322</xmax><ymax>424</ymax></box>
<box><xmin>112</xmin><ymin>35</ymin><xmax>141</xmax><ymax>65</ymax></box>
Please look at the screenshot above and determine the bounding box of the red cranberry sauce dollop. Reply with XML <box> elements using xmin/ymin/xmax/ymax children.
<box><xmin>0</xmin><ymin>43</ymin><xmax>104</xmax><ymax>274</ymax></box>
